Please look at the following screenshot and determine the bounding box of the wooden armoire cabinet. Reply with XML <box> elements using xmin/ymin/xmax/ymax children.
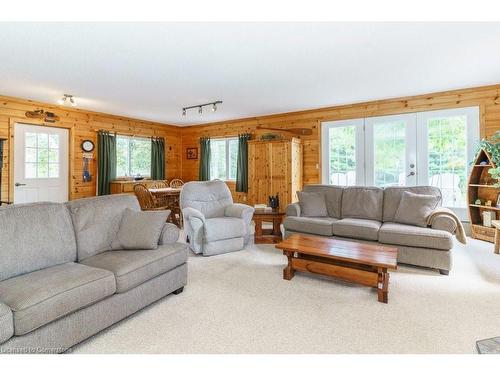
<box><xmin>247</xmin><ymin>137</ymin><xmax>303</xmax><ymax>209</ymax></box>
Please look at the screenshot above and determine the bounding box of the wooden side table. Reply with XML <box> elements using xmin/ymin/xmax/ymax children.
<box><xmin>492</xmin><ymin>220</ymin><xmax>500</xmax><ymax>254</ymax></box>
<box><xmin>253</xmin><ymin>209</ymin><xmax>285</xmax><ymax>244</ymax></box>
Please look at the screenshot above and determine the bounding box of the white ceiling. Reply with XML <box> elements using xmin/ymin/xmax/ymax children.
<box><xmin>1</xmin><ymin>22</ymin><xmax>500</xmax><ymax>126</ymax></box>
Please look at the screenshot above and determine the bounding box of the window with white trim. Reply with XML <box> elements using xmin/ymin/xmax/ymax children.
<box><xmin>116</xmin><ymin>135</ymin><xmax>151</xmax><ymax>177</ymax></box>
<box><xmin>210</xmin><ymin>138</ymin><xmax>238</xmax><ymax>181</ymax></box>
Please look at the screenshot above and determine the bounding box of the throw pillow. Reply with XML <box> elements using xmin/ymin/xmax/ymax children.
<box><xmin>393</xmin><ymin>191</ymin><xmax>440</xmax><ymax>228</ymax></box>
<box><xmin>297</xmin><ymin>191</ymin><xmax>328</xmax><ymax>217</ymax></box>
<box><xmin>112</xmin><ymin>208</ymin><xmax>170</xmax><ymax>250</ymax></box>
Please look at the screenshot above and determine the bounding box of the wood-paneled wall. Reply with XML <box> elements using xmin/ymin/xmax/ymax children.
<box><xmin>0</xmin><ymin>95</ymin><xmax>181</xmax><ymax>202</ymax></box>
<box><xmin>181</xmin><ymin>84</ymin><xmax>500</xmax><ymax>203</ymax></box>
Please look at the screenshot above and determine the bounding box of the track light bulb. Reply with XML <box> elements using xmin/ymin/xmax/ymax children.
<box><xmin>182</xmin><ymin>109</ymin><xmax>186</xmax><ymax>116</ymax></box>
<box><xmin>212</xmin><ymin>103</ymin><xmax>217</xmax><ymax>112</ymax></box>
<box><xmin>198</xmin><ymin>106</ymin><xmax>203</xmax><ymax>115</ymax></box>
<box><xmin>70</xmin><ymin>97</ymin><xmax>76</xmax><ymax>107</ymax></box>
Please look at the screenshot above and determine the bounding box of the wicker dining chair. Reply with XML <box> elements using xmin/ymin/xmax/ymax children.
<box><xmin>133</xmin><ymin>184</ymin><xmax>169</xmax><ymax>211</ymax></box>
<box><xmin>169</xmin><ymin>178</ymin><xmax>184</xmax><ymax>188</ymax></box>
<box><xmin>150</xmin><ymin>180</ymin><xmax>169</xmax><ymax>189</ymax></box>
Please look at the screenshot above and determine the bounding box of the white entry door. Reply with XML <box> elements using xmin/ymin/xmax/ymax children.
<box><xmin>14</xmin><ymin>123</ymin><xmax>69</xmax><ymax>203</ymax></box>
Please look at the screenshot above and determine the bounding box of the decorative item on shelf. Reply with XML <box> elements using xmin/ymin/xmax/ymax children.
<box><xmin>475</xmin><ymin>198</ymin><xmax>482</xmax><ymax>205</ymax></box>
<box><xmin>483</xmin><ymin>211</ymin><xmax>496</xmax><ymax>228</ymax></box>
<box><xmin>485</xmin><ymin>200</ymin><xmax>492</xmax><ymax>207</ymax></box>
<box><xmin>186</xmin><ymin>147</ymin><xmax>198</xmax><ymax>159</ymax></box>
<box><xmin>259</xmin><ymin>133</ymin><xmax>283</xmax><ymax>141</ymax></box>
<box><xmin>479</xmin><ymin>160</ymin><xmax>488</xmax><ymax>165</ymax></box>
<box><xmin>25</xmin><ymin>109</ymin><xmax>60</xmax><ymax>123</ymax></box>
<box><xmin>269</xmin><ymin>193</ymin><xmax>280</xmax><ymax>210</ymax></box>
<box><xmin>133</xmin><ymin>174</ymin><xmax>145</xmax><ymax>181</ymax></box>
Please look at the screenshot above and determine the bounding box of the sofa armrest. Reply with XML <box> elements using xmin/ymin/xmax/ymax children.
<box><xmin>225</xmin><ymin>203</ymin><xmax>254</xmax><ymax>222</ymax></box>
<box><xmin>285</xmin><ymin>202</ymin><xmax>301</xmax><ymax>217</ymax></box>
<box><xmin>430</xmin><ymin>214</ymin><xmax>457</xmax><ymax>234</ymax></box>
<box><xmin>158</xmin><ymin>223</ymin><xmax>180</xmax><ymax>245</ymax></box>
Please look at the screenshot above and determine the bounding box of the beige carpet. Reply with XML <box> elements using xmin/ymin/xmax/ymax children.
<box><xmin>71</xmin><ymin>237</ymin><xmax>500</xmax><ymax>354</ymax></box>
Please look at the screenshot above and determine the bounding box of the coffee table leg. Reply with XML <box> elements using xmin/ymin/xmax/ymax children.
<box><xmin>377</xmin><ymin>268</ymin><xmax>389</xmax><ymax>303</ymax></box>
<box><xmin>283</xmin><ymin>250</ymin><xmax>295</xmax><ymax>280</ymax></box>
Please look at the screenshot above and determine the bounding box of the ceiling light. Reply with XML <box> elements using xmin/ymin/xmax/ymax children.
<box><xmin>58</xmin><ymin>94</ymin><xmax>76</xmax><ymax>107</ymax></box>
<box><xmin>181</xmin><ymin>101</ymin><xmax>222</xmax><ymax>117</ymax></box>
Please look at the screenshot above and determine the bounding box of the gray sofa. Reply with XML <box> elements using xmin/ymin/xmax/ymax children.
<box><xmin>180</xmin><ymin>180</ymin><xmax>254</xmax><ymax>256</ymax></box>
<box><xmin>283</xmin><ymin>185</ymin><xmax>458</xmax><ymax>274</ymax></box>
<box><xmin>0</xmin><ymin>194</ymin><xmax>188</xmax><ymax>353</ymax></box>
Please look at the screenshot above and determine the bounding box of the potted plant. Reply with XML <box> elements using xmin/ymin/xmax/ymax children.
<box><xmin>477</xmin><ymin>131</ymin><xmax>500</xmax><ymax>187</ymax></box>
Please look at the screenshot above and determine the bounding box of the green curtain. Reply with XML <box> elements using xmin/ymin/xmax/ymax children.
<box><xmin>151</xmin><ymin>137</ymin><xmax>165</xmax><ymax>180</ymax></box>
<box><xmin>236</xmin><ymin>133</ymin><xmax>251</xmax><ymax>192</ymax></box>
<box><xmin>199</xmin><ymin>137</ymin><xmax>211</xmax><ymax>181</ymax></box>
<box><xmin>97</xmin><ymin>130</ymin><xmax>116</xmax><ymax>195</ymax></box>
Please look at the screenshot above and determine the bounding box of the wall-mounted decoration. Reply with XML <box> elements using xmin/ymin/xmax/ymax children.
<box><xmin>259</xmin><ymin>133</ymin><xmax>283</xmax><ymax>141</ymax></box>
<box><xmin>25</xmin><ymin>110</ymin><xmax>60</xmax><ymax>123</ymax></box>
<box><xmin>83</xmin><ymin>152</ymin><xmax>93</xmax><ymax>182</ymax></box>
<box><xmin>186</xmin><ymin>147</ymin><xmax>198</xmax><ymax>159</ymax></box>
<box><xmin>81</xmin><ymin>140</ymin><xmax>95</xmax><ymax>152</ymax></box>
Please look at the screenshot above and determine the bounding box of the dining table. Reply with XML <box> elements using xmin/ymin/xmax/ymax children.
<box><xmin>148</xmin><ymin>187</ymin><xmax>182</xmax><ymax>227</ymax></box>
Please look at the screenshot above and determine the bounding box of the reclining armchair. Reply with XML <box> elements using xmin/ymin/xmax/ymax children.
<box><xmin>180</xmin><ymin>180</ymin><xmax>254</xmax><ymax>256</ymax></box>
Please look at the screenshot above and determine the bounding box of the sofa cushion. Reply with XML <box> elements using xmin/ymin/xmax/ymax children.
<box><xmin>297</xmin><ymin>191</ymin><xmax>328</xmax><ymax>217</ymax></box>
<box><xmin>0</xmin><ymin>202</ymin><xmax>76</xmax><ymax>282</ymax></box>
<box><xmin>378</xmin><ymin>222</ymin><xmax>453</xmax><ymax>251</ymax></box>
<box><xmin>284</xmin><ymin>216</ymin><xmax>337</xmax><ymax>236</ymax></box>
<box><xmin>66</xmin><ymin>195</ymin><xmax>141</xmax><ymax>261</ymax></box>
<box><xmin>111</xmin><ymin>208</ymin><xmax>170</xmax><ymax>250</ymax></box>
<box><xmin>383</xmin><ymin>186</ymin><xmax>442</xmax><ymax>222</ymax></box>
<box><xmin>0</xmin><ymin>301</ymin><xmax>13</xmax><ymax>344</ymax></box>
<box><xmin>80</xmin><ymin>243</ymin><xmax>188</xmax><ymax>293</ymax></box>
<box><xmin>394</xmin><ymin>191</ymin><xmax>441</xmax><ymax>228</ymax></box>
<box><xmin>332</xmin><ymin>218</ymin><xmax>382</xmax><ymax>241</ymax></box>
<box><xmin>341</xmin><ymin>186</ymin><xmax>384</xmax><ymax>221</ymax></box>
<box><xmin>303</xmin><ymin>185</ymin><xmax>343</xmax><ymax>219</ymax></box>
<box><xmin>0</xmin><ymin>263</ymin><xmax>115</xmax><ymax>335</ymax></box>
<box><xmin>204</xmin><ymin>217</ymin><xmax>247</xmax><ymax>242</ymax></box>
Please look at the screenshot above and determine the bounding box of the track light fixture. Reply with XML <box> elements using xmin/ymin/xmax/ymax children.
<box><xmin>182</xmin><ymin>101</ymin><xmax>222</xmax><ymax>117</ymax></box>
<box><xmin>58</xmin><ymin>94</ymin><xmax>77</xmax><ymax>107</ymax></box>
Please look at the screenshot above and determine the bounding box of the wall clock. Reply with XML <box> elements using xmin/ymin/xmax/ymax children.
<box><xmin>81</xmin><ymin>140</ymin><xmax>95</xmax><ymax>152</ymax></box>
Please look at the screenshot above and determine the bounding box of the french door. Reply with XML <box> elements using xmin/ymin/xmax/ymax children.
<box><xmin>321</xmin><ymin>106</ymin><xmax>479</xmax><ymax>217</ymax></box>
<box><xmin>14</xmin><ymin>123</ymin><xmax>69</xmax><ymax>203</ymax></box>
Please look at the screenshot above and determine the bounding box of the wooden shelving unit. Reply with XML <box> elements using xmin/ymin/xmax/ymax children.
<box><xmin>467</xmin><ymin>149</ymin><xmax>499</xmax><ymax>243</ymax></box>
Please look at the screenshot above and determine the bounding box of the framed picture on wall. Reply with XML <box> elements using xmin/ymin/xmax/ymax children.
<box><xmin>186</xmin><ymin>147</ymin><xmax>198</xmax><ymax>160</ymax></box>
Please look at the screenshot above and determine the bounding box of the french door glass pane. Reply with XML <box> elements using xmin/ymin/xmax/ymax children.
<box><xmin>427</xmin><ymin>116</ymin><xmax>467</xmax><ymax>208</ymax></box>
<box><xmin>328</xmin><ymin>126</ymin><xmax>356</xmax><ymax>186</ymax></box>
<box><xmin>373</xmin><ymin>121</ymin><xmax>406</xmax><ymax>187</ymax></box>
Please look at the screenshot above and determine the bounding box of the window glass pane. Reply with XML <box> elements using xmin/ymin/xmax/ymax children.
<box><xmin>25</xmin><ymin>163</ymin><xmax>37</xmax><ymax>178</ymax></box>
<box><xmin>228</xmin><ymin>139</ymin><xmax>238</xmax><ymax>180</ymax></box>
<box><xmin>210</xmin><ymin>140</ymin><xmax>227</xmax><ymax>180</ymax></box>
<box><xmin>49</xmin><ymin>163</ymin><xmax>59</xmax><ymax>178</ymax></box>
<box><xmin>37</xmin><ymin>162</ymin><xmax>48</xmax><ymax>178</ymax></box>
<box><xmin>37</xmin><ymin>133</ymin><xmax>48</xmax><ymax>148</ymax></box>
<box><xmin>25</xmin><ymin>132</ymin><xmax>37</xmax><ymax>148</ymax></box>
<box><xmin>116</xmin><ymin>136</ymin><xmax>130</xmax><ymax>177</ymax></box>
<box><xmin>37</xmin><ymin>148</ymin><xmax>49</xmax><ymax>164</ymax></box>
<box><xmin>25</xmin><ymin>147</ymin><xmax>37</xmax><ymax>163</ymax></box>
<box><xmin>49</xmin><ymin>134</ymin><xmax>59</xmax><ymax>149</ymax></box>
<box><xmin>373</xmin><ymin>121</ymin><xmax>406</xmax><ymax>187</ymax></box>
<box><xmin>49</xmin><ymin>149</ymin><xmax>59</xmax><ymax>163</ymax></box>
<box><xmin>427</xmin><ymin>116</ymin><xmax>467</xmax><ymax>208</ymax></box>
<box><xmin>328</xmin><ymin>126</ymin><xmax>356</xmax><ymax>186</ymax></box>
<box><xmin>130</xmin><ymin>138</ymin><xmax>152</xmax><ymax>176</ymax></box>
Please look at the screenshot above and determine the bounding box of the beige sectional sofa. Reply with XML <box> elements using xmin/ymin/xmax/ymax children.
<box><xmin>0</xmin><ymin>194</ymin><xmax>187</xmax><ymax>353</ymax></box>
<box><xmin>283</xmin><ymin>185</ymin><xmax>458</xmax><ymax>274</ymax></box>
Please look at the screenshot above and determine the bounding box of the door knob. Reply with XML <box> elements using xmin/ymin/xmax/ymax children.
<box><xmin>407</xmin><ymin>171</ymin><xmax>415</xmax><ymax>177</ymax></box>
<box><xmin>15</xmin><ymin>182</ymin><xmax>26</xmax><ymax>187</ymax></box>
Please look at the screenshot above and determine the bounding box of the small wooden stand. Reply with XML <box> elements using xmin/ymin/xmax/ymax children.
<box><xmin>253</xmin><ymin>209</ymin><xmax>285</xmax><ymax>244</ymax></box>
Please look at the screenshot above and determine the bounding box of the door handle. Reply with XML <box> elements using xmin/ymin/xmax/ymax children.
<box><xmin>407</xmin><ymin>171</ymin><xmax>415</xmax><ymax>177</ymax></box>
<box><xmin>15</xmin><ymin>182</ymin><xmax>27</xmax><ymax>187</ymax></box>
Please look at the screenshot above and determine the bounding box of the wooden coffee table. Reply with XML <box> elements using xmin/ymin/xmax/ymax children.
<box><xmin>275</xmin><ymin>234</ymin><xmax>398</xmax><ymax>303</ymax></box>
